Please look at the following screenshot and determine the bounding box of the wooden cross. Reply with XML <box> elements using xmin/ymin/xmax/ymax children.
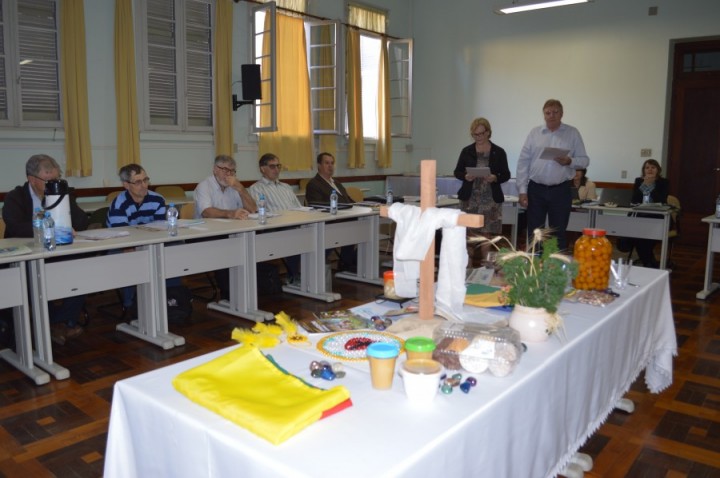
<box><xmin>380</xmin><ymin>160</ymin><xmax>484</xmax><ymax>320</ymax></box>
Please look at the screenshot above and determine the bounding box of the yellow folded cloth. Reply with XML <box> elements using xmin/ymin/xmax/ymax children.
<box><xmin>464</xmin><ymin>284</ymin><xmax>505</xmax><ymax>308</ymax></box>
<box><xmin>173</xmin><ymin>346</ymin><xmax>352</xmax><ymax>445</ymax></box>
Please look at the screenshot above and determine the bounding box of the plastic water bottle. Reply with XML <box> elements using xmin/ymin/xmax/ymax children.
<box><xmin>166</xmin><ymin>203</ymin><xmax>179</xmax><ymax>237</ymax></box>
<box><xmin>32</xmin><ymin>207</ymin><xmax>45</xmax><ymax>250</ymax></box>
<box><xmin>386</xmin><ymin>189</ymin><xmax>393</xmax><ymax>206</ymax></box>
<box><xmin>43</xmin><ymin>212</ymin><xmax>56</xmax><ymax>251</ymax></box>
<box><xmin>330</xmin><ymin>189</ymin><xmax>338</xmax><ymax>215</ymax></box>
<box><xmin>716</xmin><ymin>195</ymin><xmax>720</xmax><ymax>219</ymax></box>
<box><xmin>258</xmin><ymin>194</ymin><xmax>267</xmax><ymax>225</ymax></box>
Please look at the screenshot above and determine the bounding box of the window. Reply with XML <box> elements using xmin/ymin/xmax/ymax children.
<box><xmin>138</xmin><ymin>0</ymin><xmax>214</xmax><ymax>131</ymax></box>
<box><xmin>0</xmin><ymin>0</ymin><xmax>61</xmax><ymax>127</ymax></box>
<box><xmin>250</xmin><ymin>1</ymin><xmax>412</xmax><ymax>137</ymax></box>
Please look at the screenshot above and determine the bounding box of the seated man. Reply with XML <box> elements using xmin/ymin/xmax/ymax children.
<box><xmin>195</xmin><ymin>155</ymin><xmax>257</xmax><ymax>300</ymax></box>
<box><xmin>305</xmin><ymin>152</ymin><xmax>357</xmax><ymax>272</ymax></box>
<box><xmin>249</xmin><ymin>153</ymin><xmax>302</xmax><ymax>283</ymax></box>
<box><xmin>106</xmin><ymin>163</ymin><xmax>179</xmax><ymax>315</ymax></box>
<box><xmin>2</xmin><ymin>154</ymin><xmax>89</xmax><ymax>345</ymax></box>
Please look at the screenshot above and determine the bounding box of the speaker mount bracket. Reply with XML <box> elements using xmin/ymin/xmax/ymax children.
<box><xmin>232</xmin><ymin>94</ymin><xmax>254</xmax><ymax>111</ymax></box>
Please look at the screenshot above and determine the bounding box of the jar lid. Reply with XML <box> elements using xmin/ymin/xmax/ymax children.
<box><xmin>582</xmin><ymin>228</ymin><xmax>606</xmax><ymax>237</ymax></box>
<box><xmin>383</xmin><ymin>270</ymin><xmax>394</xmax><ymax>280</ymax></box>
<box><xmin>367</xmin><ymin>342</ymin><xmax>400</xmax><ymax>359</ymax></box>
<box><xmin>404</xmin><ymin>336</ymin><xmax>436</xmax><ymax>353</ymax></box>
<box><xmin>403</xmin><ymin>359</ymin><xmax>442</xmax><ymax>375</ymax></box>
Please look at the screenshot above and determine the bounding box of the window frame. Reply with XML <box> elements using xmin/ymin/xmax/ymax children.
<box><xmin>136</xmin><ymin>0</ymin><xmax>215</xmax><ymax>133</ymax></box>
<box><xmin>306</xmin><ymin>19</ymin><xmax>342</xmax><ymax>135</ymax></box>
<box><xmin>249</xmin><ymin>0</ymin><xmax>276</xmax><ymax>133</ymax></box>
<box><xmin>388</xmin><ymin>37</ymin><xmax>412</xmax><ymax>138</ymax></box>
<box><xmin>0</xmin><ymin>0</ymin><xmax>63</xmax><ymax>129</ymax></box>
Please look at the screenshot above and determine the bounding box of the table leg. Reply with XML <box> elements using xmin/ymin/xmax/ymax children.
<box><xmin>697</xmin><ymin>223</ymin><xmax>720</xmax><ymax>300</ymax></box>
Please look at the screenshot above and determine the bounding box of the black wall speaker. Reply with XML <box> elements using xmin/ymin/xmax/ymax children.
<box><xmin>241</xmin><ymin>64</ymin><xmax>261</xmax><ymax>101</ymax></box>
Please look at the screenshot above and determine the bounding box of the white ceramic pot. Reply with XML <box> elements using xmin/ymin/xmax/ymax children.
<box><xmin>509</xmin><ymin>305</ymin><xmax>552</xmax><ymax>342</ymax></box>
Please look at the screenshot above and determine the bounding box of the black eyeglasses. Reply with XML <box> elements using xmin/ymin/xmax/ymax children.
<box><xmin>125</xmin><ymin>177</ymin><xmax>150</xmax><ymax>186</ymax></box>
<box><xmin>472</xmin><ymin>130</ymin><xmax>488</xmax><ymax>137</ymax></box>
<box><xmin>265</xmin><ymin>163</ymin><xmax>282</xmax><ymax>170</ymax></box>
<box><xmin>30</xmin><ymin>173</ymin><xmax>61</xmax><ymax>182</ymax></box>
<box><xmin>215</xmin><ymin>165</ymin><xmax>236</xmax><ymax>174</ymax></box>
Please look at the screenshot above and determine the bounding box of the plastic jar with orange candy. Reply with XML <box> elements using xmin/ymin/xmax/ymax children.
<box><xmin>573</xmin><ymin>228</ymin><xmax>613</xmax><ymax>290</ymax></box>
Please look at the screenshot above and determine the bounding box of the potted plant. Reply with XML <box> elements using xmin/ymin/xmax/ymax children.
<box><xmin>471</xmin><ymin>228</ymin><xmax>577</xmax><ymax>342</ymax></box>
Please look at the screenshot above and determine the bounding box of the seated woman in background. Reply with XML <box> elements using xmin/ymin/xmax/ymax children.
<box><xmin>628</xmin><ymin>158</ymin><xmax>669</xmax><ymax>268</ymax></box>
<box><xmin>571</xmin><ymin>168</ymin><xmax>597</xmax><ymax>202</ymax></box>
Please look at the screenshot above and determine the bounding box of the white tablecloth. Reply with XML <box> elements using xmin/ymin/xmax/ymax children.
<box><xmin>104</xmin><ymin>267</ymin><xmax>675</xmax><ymax>478</ymax></box>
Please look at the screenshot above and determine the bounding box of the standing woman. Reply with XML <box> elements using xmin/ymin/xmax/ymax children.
<box><xmin>454</xmin><ymin>117</ymin><xmax>511</xmax><ymax>261</ymax></box>
<box><xmin>630</xmin><ymin>158</ymin><xmax>669</xmax><ymax>268</ymax></box>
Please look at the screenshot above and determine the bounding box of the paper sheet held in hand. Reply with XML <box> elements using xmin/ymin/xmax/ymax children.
<box><xmin>539</xmin><ymin>147</ymin><xmax>570</xmax><ymax>160</ymax></box>
<box><xmin>466</xmin><ymin>166</ymin><xmax>491</xmax><ymax>177</ymax></box>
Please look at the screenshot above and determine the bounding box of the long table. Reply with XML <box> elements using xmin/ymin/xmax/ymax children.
<box><xmin>1</xmin><ymin>207</ymin><xmax>383</xmax><ymax>382</ymax></box>
<box><xmin>0</xmin><ymin>242</ymin><xmax>48</xmax><ymax>385</ymax></box>
<box><xmin>697</xmin><ymin>215</ymin><xmax>720</xmax><ymax>299</ymax></box>
<box><xmin>104</xmin><ymin>267</ymin><xmax>676</xmax><ymax>478</ymax></box>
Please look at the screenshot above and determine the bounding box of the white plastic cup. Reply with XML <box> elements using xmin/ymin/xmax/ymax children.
<box><xmin>399</xmin><ymin>359</ymin><xmax>443</xmax><ymax>405</ymax></box>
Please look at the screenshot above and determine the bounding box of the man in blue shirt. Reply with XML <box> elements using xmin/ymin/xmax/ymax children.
<box><xmin>106</xmin><ymin>164</ymin><xmax>174</xmax><ymax>315</ymax></box>
<box><xmin>107</xmin><ymin>164</ymin><xmax>166</xmax><ymax>227</ymax></box>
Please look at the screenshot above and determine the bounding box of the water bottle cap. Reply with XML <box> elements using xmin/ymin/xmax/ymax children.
<box><xmin>169</xmin><ymin>202</ymin><xmax>175</xmax><ymax>207</ymax></box>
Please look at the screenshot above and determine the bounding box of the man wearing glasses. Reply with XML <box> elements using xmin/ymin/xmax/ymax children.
<box><xmin>248</xmin><ymin>153</ymin><xmax>302</xmax><ymax>212</ymax></box>
<box><xmin>107</xmin><ymin>163</ymin><xmax>174</xmax><ymax>317</ymax></box>
<box><xmin>194</xmin><ymin>155</ymin><xmax>257</xmax><ymax>300</ymax></box>
<box><xmin>2</xmin><ymin>154</ymin><xmax>89</xmax><ymax>345</ymax></box>
<box><xmin>249</xmin><ymin>153</ymin><xmax>303</xmax><ymax>284</ymax></box>
<box><xmin>106</xmin><ymin>163</ymin><xmax>166</xmax><ymax>227</ymax></box>
<box><xmin>194</xmin><ymin>155</ymin><xmax>257</xmax><ymax>220</ymax></box>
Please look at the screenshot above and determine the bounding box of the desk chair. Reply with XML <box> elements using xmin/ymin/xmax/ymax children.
<box><xmin>0</xmin><ymin>218</ymin><xmax>5</xmax><ymax>238</ymax></box>
<box><xmin>345</xmin><ymin>186</ymin><xmax>364</xmax><ymax>203</ymax></box>
<box><xmin>624</xmin><ymin>195</ymin><xmax>681</xmax><ymax>268</ymax></box>
<box><xmin>87</xmin><ymin>207</ymin><xmax>109</xmax><ymax>229</ymax></box>
<box><xmin>106</xmin><ymin>190</ymin><xmax>122</xmax><ymax>204</ymax></box>
<box><xmin>155</xmin><ymin>185</ymin><xmax>186</xmax><ymax>200</ymax></box>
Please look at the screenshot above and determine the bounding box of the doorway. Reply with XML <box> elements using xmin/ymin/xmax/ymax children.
<box><xmin>667</xmin><ymin>38</ymin><xmax>720</xmax><ymax>246</ymax></box>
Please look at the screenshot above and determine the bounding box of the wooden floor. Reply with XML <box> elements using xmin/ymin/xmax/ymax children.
<box><xmin>1</xmin><ymin>243</ymin><xmax>720</xmax><ymax>477</ymax></box>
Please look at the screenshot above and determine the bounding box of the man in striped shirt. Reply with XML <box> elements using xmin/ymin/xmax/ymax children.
<box><xmin>106</xmin><ymin>163</ymin><xmax>171</xmax><ymax>315</ymax></box>
<box><xmin>249</xmin><ymin>153</ymin><xmax>302</xmax><ymax>284</ymax></box>
<box><xmin>106</xmin><ymin>163</ymin><xmax>166</xmax><ymax>227</ymax></box>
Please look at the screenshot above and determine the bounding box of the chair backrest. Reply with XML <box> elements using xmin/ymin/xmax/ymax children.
<box><xmin>345</xmin><ymin>186</ymin><xmax>364</xmax><ymax>203</ymax></box>
<box><xmin>298</xmin><ymin>178</ymin><xmax>311</xmax><ymax>192</ymax></box>
<box><xmin>179</xmin><ymin>202</ymin><xmax>196</xmax><ymax>220</ymax></box>
<box><xmin>105</xmin><ymin>190</ymin><xmax>122</xmax><ymax>203</ymax></box>
<box><xmin>155</xmin><ymin>185</ymin><xmax>187</xmax><ymax>200</ymax></box>
<box><xmin>0</xmin><ymin>217</ymin><xmax>5</xmax><ymax>238</ymax></box>
<box><xmin>88</xmin><ymin>207</ymin><xmax>109</xmax><ymax>230</ymax></box>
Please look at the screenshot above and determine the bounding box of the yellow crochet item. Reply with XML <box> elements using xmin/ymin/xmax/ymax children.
<box><xmin>173</xmin><ymin>346</ymin><xmax>352</xmax><ymax>445</ymax></box>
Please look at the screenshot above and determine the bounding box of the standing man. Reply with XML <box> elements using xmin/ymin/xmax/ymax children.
<box><xmin>249</xmin><ymin>153</ymin><xmax>302</xmax><ymax>283</ymax></box>
<box><xmin>516</xmin><ymin>99</ymin><xmax>589</xmax><ymax>250</ymax></box>
<box><xmin>304</xmin><ymin>152</ymin><xmax>357</xmax><ymax>272</ymax></box>
<box><xmin>305</xmin><ymin>152</ymin><xmax>353</xmax><ymax>205</ymax></box>
<box><xmin>106</xmin><ymin>163</ymin><xmax>177</xmax><ymax>317</ymax></box>
<box><xmin>2</xmin><ymin>154</ymin><xmax>89</xmax><ymax>345</ymax></box>
<box><xmin>194</xmin><ymin>155</ymin><xmax>257</xmax><ymax>220</ymax></box>
<box><xmin>194</xmin><ymin>155</ymin><xmax>257</xmax><ymax>300</ymax></box>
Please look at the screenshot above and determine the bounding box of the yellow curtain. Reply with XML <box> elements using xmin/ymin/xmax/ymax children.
<box><xmin>258</xmin><ymin>14</ymin><xmax>312</xmax><ymax>171</ymax></box>
<box><xmin>376</xmin><ymin>37</ymin><xmax>391</xmax><ymax>168</ymax></box>
<box><xmin>114</xmin><ymin>0</ymin><xmax>140</xmax><ymax>168</ymax></box>
<box><xmin>214</xmin><ymin>0</ymin><xmax>233</xmax><ymax>156</ymax></box>
<box><xmin>60</xmin><ymin>0</ymin><xmax>92</xmax><ymax>176</ymax></box>
<box><xmin>348</xmin><ymin>4</ymin><xmax>386</xmax><ymax>33</ymax></box>
<box><xmin>345</xmin><ymin>28</ymin><xmax>364</xmax><ymax>169</ymax></box>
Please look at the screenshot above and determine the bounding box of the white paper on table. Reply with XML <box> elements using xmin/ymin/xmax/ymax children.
<box><xmin>76</xmin><ymin>230</ymin><xmax>131</xmax><ymax>240</ymax></box>
<box><xmin>539</xmin><ymin>147</ymin><xmax>570</xmax><ymax>160</ymax></box>
<box><xmin>466</xmin><ymin>166</ymin><xmax>491</xmax><ymax>177</ymax></box>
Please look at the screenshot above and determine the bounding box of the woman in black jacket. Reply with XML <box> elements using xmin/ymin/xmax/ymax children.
<box><xmin>629</xmin><ymin>158</ymin><xmax>670</xmax><ymax>268</ymax></box>
<box><xmin>453</xmin><ymin>117</ymin><xmax>511</xmax><ymax>262</ymax></box>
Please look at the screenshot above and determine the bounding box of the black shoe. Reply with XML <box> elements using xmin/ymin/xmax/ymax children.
<box><xmin>121</xmin><ymin>301</ymin><xmax>138</xmax><ymax>320</ymax></box>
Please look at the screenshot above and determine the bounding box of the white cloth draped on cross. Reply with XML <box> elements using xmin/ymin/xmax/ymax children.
<box><xmin>388</xmin><ymin>203</ymin><xmax>468</xmax><ymax>317</ymax></box>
